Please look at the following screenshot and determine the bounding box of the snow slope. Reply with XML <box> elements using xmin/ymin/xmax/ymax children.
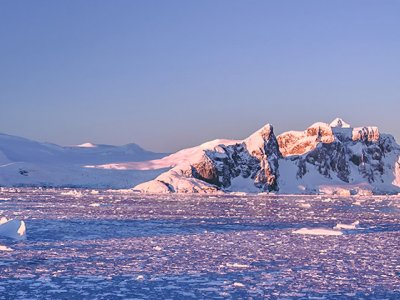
<box><xmin>87</xmin><ymin>139</ymin><xmax>240</xmax><ymax>171</ymax></box>
<box><xmin>0</xmin><ymin>133</ymin><xmax>167</xmax><ymax>188</ymax></box>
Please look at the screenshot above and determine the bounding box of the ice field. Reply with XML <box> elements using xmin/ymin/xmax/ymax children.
<box><xmin>0</xmin><ymin>188</ymin><xmax>399</xmax><ymax>299</ymax></box>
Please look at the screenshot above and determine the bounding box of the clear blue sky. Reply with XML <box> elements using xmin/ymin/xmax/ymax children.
<box><xmin>1</xmin><ymin>1</ymin><xmax>399</xmax><ymax>152</ymax></box>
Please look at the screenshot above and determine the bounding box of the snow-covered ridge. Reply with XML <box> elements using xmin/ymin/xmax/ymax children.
<box><xmin>88</xmin><ymin>139</ymin><xmax>240</xmax><ymax>171</ymax></box>
<box><xmin>133</xmin><ymin>118</ymin><xmax>400</xmax><ymax>194</ymax></box>
<box><xmin>277</xmin><ymin>122</ymin><xmax>335</xmax><ymax>157</ymax></box>
<box><xmin>0</xmin><ymin>133</ymin><xmax>167</xmax><ymax>188</ymax></box>
<box><xmin>1</xmin><ymin>118</ymin><xmax>399</xmax><ymax>193</ymax></box>
<box><xmin>0</xmin><ymin>133</ymin><xmax>165</xmax><ymax>165</ymax></box>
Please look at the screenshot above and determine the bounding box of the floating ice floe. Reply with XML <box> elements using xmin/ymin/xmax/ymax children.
<box><xmin>61</xmin><ymin>190</ymin><xmax>84</xmax><ymax>198</ymax></box>
<box><xmin>226</xmin><ymin>263</ymin><xmax>250</xmax><ymax>268</ymax></box>
<box><xmin>334</xmin><ymin>221</ymin><xmax>360</xmax><ymax>230</ymax></box>
<box><xmin>233</xmin><ymin>282</ymin><xmax>245</xmax><ymax>288</ymax></box>
<box><xmin>0</xmin><ymin>244</ymin><xmax>13</xmax><ymax>251</ymax></box>
<box><xmin>89</xmin><ymin>202</ymin><xmax>111</xmax><ymax>207</ymax></box>
<box><xmin>299</xmin><ymin>203</ymin><xmax>311</xmax><ymax>208</ymax></box>
<box><xmin>293</xmin><ymin>220</ymin><xmax>362</xmax><ymax>236</ymax></box>
<box><xmin>0</xmin><ymin>217</ymin><xmax>26</xmax><ymax>240</ymax></box>
<box><xmin>293</xmin><ymin>228</ymin><xmax>343</xmax><ymax>236</ymax></box>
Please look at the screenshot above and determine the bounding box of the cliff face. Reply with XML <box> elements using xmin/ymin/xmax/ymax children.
<box><xmin>135</xmin><ymin>124</ymin><xmax>282</xmax><ymax>193</ymax></box>
<box><xmin>193</xmin><ymin>124</ymin><xmax>282</xmax><ymax>192</ymax></box>
<box><xmin>134</xmin><ymin>119</ymin><xmax>400</xmax><ymax>195</ymax></box>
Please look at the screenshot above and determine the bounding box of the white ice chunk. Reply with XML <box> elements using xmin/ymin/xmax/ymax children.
<box><xmin>334</xmin><ymin>221</ymin><xmax>360</xmax><ymax>230</ymax></box>
<box><xmin>293</xmin><ymin>227</ymin><xmax>343</xmax><ymax>236</ymax></box>
<box><xmin>0</xmin><ymin>244</ymin><xmax>13</xmax><ymax>251</ymax></box>
<box><xmin>0</xmin><ymin>218</ymin><xmax>27</xmax><ymax>240</ymax></box>
<box><xmin>233</xmin><ymin>282</ymin><xmax>245</xmax><ymax>287</ymax></box>
<box><xmin>226</xmin><ymin>263</ymin><xmax>250</xmax><ymax>268</ymax></box>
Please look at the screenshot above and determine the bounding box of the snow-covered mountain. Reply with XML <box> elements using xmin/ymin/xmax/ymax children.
<box><xmin>0</xmin><ymin>133</ymin><xmax>167</xmax><ymax>188</ymax></box>
<box><xmin>132</xmin><ymin>119</ymin><xmax>400</xmax><ymax>195</ymax></box>
<box><xmin>2</xmin><ymin>119</ymin><xmax>399</xmax><ymax>194</ymax></box>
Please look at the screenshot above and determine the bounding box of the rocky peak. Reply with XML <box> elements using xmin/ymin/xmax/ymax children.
<box><xmin>306</xmin><ymin>122</ymin><xmax>334</xmax><ymax>141</ymax></box>
<box><xmin>330</xmin><ymin>118</ymin><xmax>351</xmax><ymax>128</ymax></box>
<box><xmin>278</xmin><ymin>122</ymin><xmax>334</xmax><ymax>157</ymax></box>
<box><xmin>188</xmin><ymin>123</ymin><xmax>282</xmax><ymax>192</ymax></box>
<box><xmin>352</xmin><ymin>126</ymin><xmax>380</xmax><ymax>142</ymax></box>
<box><xmin>244</xmin><ymin>124</ymin><xmax>278</xmax><ymax>157</ymax></box>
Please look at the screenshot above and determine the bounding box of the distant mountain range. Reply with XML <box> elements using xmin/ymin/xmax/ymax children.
<box><xmin>0</xmin><ymin>133</ymin><xmax>167</xmax><ymax>188</ymax></box>
<box><xmin>2</xmin><ymin>118</ymin><xmax>400</xmax><ymax>194</ymax></box>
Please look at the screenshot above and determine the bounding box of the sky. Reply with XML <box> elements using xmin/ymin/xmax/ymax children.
<box><xmin>1</xmin><ymin>1</ymin><xmax>399</xmax><ymax>152</ymax></box>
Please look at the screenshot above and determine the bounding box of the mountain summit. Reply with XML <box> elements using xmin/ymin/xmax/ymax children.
<box><xmin>134</xmin><ymin>120</ymin><xmax>400</xmax><ymax>195</ymax></box>
<box><xmin>329</xmin><ymin>118</ymin><xmax>351</xmax><ymax>128</ymax></box>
